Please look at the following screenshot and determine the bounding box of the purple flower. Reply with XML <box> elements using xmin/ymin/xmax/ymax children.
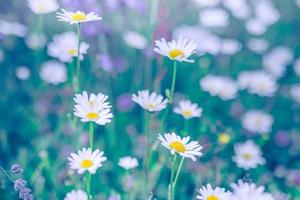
<box><xmin>19</xmin><ymin>188</ymin><xmax>33</xmax><ymax>200</ymax></box>
<box><xmin>116</xmin><ymin>94</ymin><xmax>134</xmax><ymax>112</ymax></box>
<box><xmin>14</xmin><ymin>179</ymin><xmax>27</xmax><ymax>192</ymax></box>
<box><xmin>10</xmin><ymin>164</ymin><xmax>23</xmax><ymax>175</ymax></box>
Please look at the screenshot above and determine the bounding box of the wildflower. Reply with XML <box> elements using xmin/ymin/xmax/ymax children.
<box><xmin>158</xmin><ymin>132</ymin><xmax>203</xmax><ymax>161</ymax></box>
<box><xmin>218</xmin><ymin>133</ymin><xmax>231</xmax><ymax>145</ymax></box>
<box><xmin>10</xmin><ymin>164</ymin><xmax>23</xmax><ymax>175</ymax></box>
<box><xmin>0</xmin><ymin>20</ymin><xmax>27</xmax><ymax>37</ymax></box>
<box><xmin>73</xmin><ymin>91</ymin><xmax>113</xmax><ymax>125</ymax></box>
<box><xmin>123</xmin><ymin>31</ymin><xmax>148</xmax><ymax>50</ymax></box>
<box><xmin>40</xmin><ymin>60</ymin><xmax>67</xmax><ymax>85</ymax></box>
<box><xmin>154</xmin><ymin>36</ymin><xmax>197</xmax><ymax>63</ymax></box>
<box><xmin>174</xmin><ymin>100</ymin><xmax>202</xmax><ymax>119</ymax></box>
<box><xmin>196</xmin><ymin>184</ymin><xmax>231</xmax><ymax>200</ymax></box>
<box><xmin>19</xmin><ymin>188</ymin><xmax>33</xmax><ymax>200</ymax></box>
<box><xmin>199</xmin><ymin>8</ymin><xmax>229</xmax><ymax>28</ymax></box>
<box><xmin>68</xmin><ymin>147</ymin><xmax>107</xmax><ymax>174</ymax></box>
<box><xmin>64</xmin><ymin>189</ymin><xmax>88</xmax><ymax>200</ymax></box>
<box><xmin>242</xmin><ymin>110</ymin><xmax>273</xmax><ymax>134</ymax></box>
<box><xmin>233</xmin><ymin>140</ymin><xmax>265</xmax><ymax>170</ymax></box>
<box><xmin>25</xmin><ymin>33</ymin><xmax>46</xmax><ymax>50</ymax></box>
<box><xmin>132</xmin><ymin>90</ymin><xmax>168</xmax><ymax>112</ymax></box>
<box><xmin>14</xmin><ymin>179</ymin><xmax>27</xmax><ymax>192</ymax></box>
<box><xmin>27</xmin><ymin>0</ymin><xmax>59</xmax><ymax>15</ymax></box>
<box><xmin>118</xmin><ymin>156</ymin><xmax>139</xmax><ymax>170</ymax></box>
<box><xmin>57</xmin><ymin>9</ymin><xmax>102</xmax><ymax>25</ymax></box>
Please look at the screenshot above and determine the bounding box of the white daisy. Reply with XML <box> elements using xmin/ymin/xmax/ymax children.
<box><xmin>123</xmin><ymin>31</ymin><xmax>148</xmax><ymax>50</ymax></box>
<box><xmin>200</xmin><ymin>75</ymin><xmax>238</xmax><ymax>100</ymax></box>
<box><xmin>57</xmin><ymin>9</ymin><xmax>102</xmax><ymax>25</ymax></box>
<box><xmin>290</xmin><ymin>84</ymin><xmax>300</xmax><ymax>104</ymax></box>
<box><xmin>15</xmin><ymin>66</ymin><xmax>31</xmax><ymax>80</ymax></box>
<box><xmin>40</xmin><ymin>60</ymin><xmax>67</xmax><ymax>85</ymax></box>
<box><xmin>118</xmin><ymin>156</ymin><xmax>139</xmax><ymax>170</ymax></box>
<box><xmin>0</xmin><ymin>20</ymin><xmax>27</xmax><ymax>37</ymax></box>
<box><xmin>154</xmin><ymin>36</ymin><xmax>198</xmax><ymax>63</ymax></box>
<box><xmin>73</xmin><ymin>91</ymin><xmax>113</xmax><ymax>125</ymax></box>
<box><xmin>174</xmin><ymin>100</ymin><xmax>203</xmax><ymax>119</ymax></box>
<box><xmin>231</xmin><ymin>180</ymin><xmax>275</xmax><ymax>200</ymax></box>
<box><xmin>64</xmin><ymin>189</ymin><xmax>87</xmax><ymax>200</ymax></box>
<box><xmin>199</xmin><ymin>8</ymin><xmax>230</xmax><ymax>28</ymax></box>
<box><xmin>242</xmin><ymin>110</ymin><xmax>273</xmax><ymax>134</ymax></box>
<box><xmin>196</xmin><ymin>184</ymin><xmax>231</xmax><ymax>200</ymax></box>
<box><xmin>158</xmin><ymin>132</ymin><xmax>203</xmax><ymax>161</ymax></box>
<box><xmin>28</xmin><ymin>0</ymin><xmax>59</xmax><ymax>15</ymax></box>
<box><xmin>233</xmin><ymin>140</ymin><xmax>265</xmax><ymax>170</ymax></box>
<box><xmin>68</xmin><ymin>147</ymin><xmax>107</xmax><ymax>174</ymax></box>
<box><xmin>132</xmin><ymin>90</ymin><xmax>169</xmax><ymax>112</ymax></box>
<box><xmin>47</xmin><ymin>32</ymin><xmax>89</xmax><ymax>63</ymax></box>
<box><xmin>25</xmin><ymin>33</ymin><xmax>46</xmax><ymax>50</ymax></box>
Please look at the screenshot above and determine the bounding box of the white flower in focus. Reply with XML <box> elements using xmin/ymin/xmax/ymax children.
<box><xmin>174</xmin><ymin>100</ymin><xmax>203</xmax><ymax>119</ymax></box>
<box><xmin>15</xmin><ymin>66</ymin><xmax>31</xmax><ymax>80</ymax></box>
<box><xmin>123</xmin><ymin>31</ymin><xmax>148</xmax><ymax>49</ymax></box>
<box><xmin>200</xmin><ymin>75</ymin><xmax>238</xmax><ymax>100</ymax></box>
<box><xmin>64</xmin><ymin>189</ymin><xmax>87</xmax><ymax>200</ymax></box>
<box><xmin>68</xmin><ymin>147</ymin><xmax>107</xmax><ymax>174</ymax></box>
<box><xmin>158</xmin><ymin>132</ymin><xmax>203</xmax><ymax>161</ymax></box>
<box><xmin>0</xmin><ymin>20</ymin><xmax>27</xmax><ymax>37</ymax></box>
<box><xmin>47</xmin><ymin>32</ymin><xmax>89</xmax><ymax>63</ymax></box>
<box><xmin>28</xmin><ymin>0</ymin><xmax>59</xmax><ymax>15</ymax></box>
<box><xmin>154</xmin><ymin>36</ymin><xmax>198</xmax><ymax>63</ymax></box>
<box><xmin>118</xmin><ymin>156</ymin><xmax>139</xmax><ymax>170</ymax></box>
<box><xmin>74</xmin><ymin>91</ymin><xmax>113</xmax><ymax>125</ymax></box>
<box><xmin>199</xmin><ymin>8</ymin><xmax>229</xmax><ymax>28</ymax></box>
<box><xmin>196</xmin><ymin>184</ymin><xmax>231</xmax><ymax>200</ymax></box>
<box><xmin>57</xmin><ymin>9</ymin><xmax>102</xmax><ymax>25</ymax></box>
<box><xmin>231</xmin><ymin>180</ymin><xmax>275</xmax><ymax>200</ymax></box>
<box><xmin>40</xmin><ymin>60</ymin><xmax>67</xmax><ymax>84</ymax></box>
<box><xmin>25</xmin><ymin>33</ymin><xmax>46</xmax><ymax>50</ymax></box>
<box><xmin>132</xmin><ymin>90</ymin><xmax>168</xmax><ymax>112</ymax></box>
<box><xmin>233</xmin><ymin>140</ymin><xmax>265</xmax><ymax>170</ymax></box>
<box><xmin>290</xmin><ymin>84</ymin><xmax>300</xmax><ymax>104</ymax></box>
<box><xmin>242</xmin><ymin>110</ymin><xmax>273</xmax><ymax>133</ymax></box>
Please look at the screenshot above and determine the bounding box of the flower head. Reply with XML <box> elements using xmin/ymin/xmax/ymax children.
<box><xmin>174</xmin><ymin>100</ymin><xmax>203</xmax><ymax>119</ymax></box>
<box><xmin>233</xmin><ymin>140</ymin><xmax>265</xmax><ymax>170</ymax></box>
<box><xmin>10</xmin><ymin>164</ymin><xmax>23</xmax><ymax>175</ymax></box>
<box><xmin>74</xmin><ymin>91</ymin><xmax>113</xmax><ymax>125</ymax></box>
<box><xmin>64</xmin><ymin>189</ymin><xmax>88</xmax><ymax>200</ymax></box>
<box><xmin>242</xmin><ymin>110</ymin><xmax>273</xmax><ymax>134</ymax></box>
<box><xmin>158</xmin><ymin>132</ymin><xmax>203</xmax><ymax>161</ymax></box>
<box><xmin>40</xmin><ymin>60</ymin><xmax>67</xmax><ymax>85</ymax></box>
<box><xmin>28</xmin><ymin>0</ymin><xmax>59</xmax><ymax>15</ymax></box>
<box><xmin>154</xmin><ymin>36</ymin><xmax>197</xmax><ymax>63</ymax></box>
<box><xmin>68</xmin><ymin>147</ymin><xmax>107</xmax><ymax>174</ymax></box>
<box><xmin>118</xmin><ymin>156</ymin><xmax>139</xmax><ymax>170</ymax></box>
<box><xmin>57</xmin><ymin>9</ymin><xmax>102</xmax><ymax>25</ymax></box>
<box><xmin>132</xmin><ymin>90</ymin><xmax>168</xmax><ymax>112</ymax></box>
<box><xmin>196</xmin><ymin>184</ymin><xmax>231</xmax><ymax>200</ymax></box>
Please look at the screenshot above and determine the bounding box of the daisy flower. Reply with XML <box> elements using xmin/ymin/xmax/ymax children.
<box><xmin>242</xmin><ymin>110</ymin><xmax>273</xmax><ymax>134</ymax></box>
<box><xmin>47</xmin><ymin>32</ymin><xmax>89</xmax><ymax>63</ymax></box>
<box><xmin>68</xmin><ymin>147</ymin><xmax>107</xmax><ymax>174</ymax></box>
<box><xmin>196</xmin><ymin>184</ymin><xmax>231</xmax><ymax>200</ymax></box>
<box><xmin>118</xmin><ymin>156</ymin><xmax>139</xmax><ymax>170</ymax></box>
<box><xmin>233</xmin><ymin>140</ymin><xmax>265</xmax><ymax>170</ymax></box>
<box><xmin>158</xmin><ymin>132</ymin><xmax>203</xmax><ymax>161</ymax></box>
<box><xmin>57</xmin><ymin>9</ymin><xmax>102</xmax><ymax>25</ymax></box>
<box><xmin>73</xmin><ymin>91</ymin><xmax>113</xmax><ymax>125</ymax></box>
<box><xmin>132</xmin><ymin>90</ymin><xmax>169</xmax><ymax>112</ymax></box>
<box><xmin>28</xmin><ymin>0</ymin><xmax>59</xmax><ymax>15</ymax></box>
<box><xmin>64</xmin><ymin>189</ymin><xmax>87</xmax><ymax>200</ymax></box>
<box><xmin>174</xmin><ymin>100</ymin><xmax>203</xmax><ymax>119</ymax></box>
<box><xmin>40</xmin><ymin>60</ymin><xmax>67</xmax><ymax>85</ymax></box>
<box><xmin>154</xmin><ymin>36</ymin><xmax>198</xmax><ymax>63</ymax></box>
<box><xmin>231</xmin><ymin>180</ymin><xmax>275</xmax><ymax>200</ymax></box>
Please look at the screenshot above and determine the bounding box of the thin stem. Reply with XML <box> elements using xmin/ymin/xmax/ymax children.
<box><xmin>183</xmin><ymin>120</ymin><xmax>189</xmax><ymax>136</ymax></box>
<box><xmin>89</xmin><ymin>122</ymin><xmax>94</xmax><ymax>150</ymax></box>
<box><xmin>144</xmin><ymin>112</ymin><xmax>151</xmax><ymax>192</ymax></box>
<box><xmin>170</xmin><ymin>61</ymin><xmax>177</xmax><ymax>104</ymax></box>
<box><xmin>0</xmin><ymin>166</ymin><xmax>14</xmax><ymax>183</ymax></box>
<box><xmin>168</xmin><ymin>154</ymin><xmax>177</xmax><ymax>200</ymax></box>
<box><xmin>86</xmin><ymin>173</ymin><xmax>91</xmax><ymax>200</ymax></box>
<box><xmin>75</xmin><ymin>23</ymin><xmax>81</xmax><ymax>92</ymax></box>
<box><xmin>173</xmin><ymin>157</ymin><xmax>185</xmax><ymax>191</ymax></box>
<box><xmin>87</xmin><ymin>122</ymin><xmax>94</xmax><ymax>200</ymax></box>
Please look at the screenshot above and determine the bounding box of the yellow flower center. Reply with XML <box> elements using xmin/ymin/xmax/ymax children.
<box><xmin>169</xmin><ymin>49</ymin><xmax>184</xmax><ymax>59</ymax></box>
<box><xmin>80</xmin><ymin>159</ymin><xmax>94</xmax><ymax>168</ymax></box>
<box><xmin>68</xmin><ymin>49</ymin><xmax>78</xmax><ymax>55</ymax></box>
<box><xmin>147</xmin><ymin>103</ymin><xmax>155</xmax><ymax>110</ymax></box>
<box><xmin>218</xmin><ymin>133</ymin><xmax>231</xmax><ymax>144</ymax></box>
<box><xmin>242</xmin><ymin>153</ymin><xmax>252</xmax><ymax>160</ymax></box>
<box><xmin>207</xmin><ymin>195</ymin><xmax>219</xmax><ymax>200</ymax></box>
<box><xmin>182</xmin><ymin>110</ymin><xmax>192</xmax><ymax>117</ymax></box>
<box><xmin>169</xmin><ymin>141</ymin><xmax>186</xmax><ymax>153</ymax></box>
<box><xmin>71</xmin><ymin>12</ymin><xmax>87</xmax><ymax>22</ymax></box>
<box><xmin>86</xmin><ymin>112</ymin><xmax>99</xmax><ymax>120</ymax></box>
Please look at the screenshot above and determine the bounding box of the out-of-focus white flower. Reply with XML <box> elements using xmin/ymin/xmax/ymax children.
<box><xmin>223</xmin><ymin>0</ymin><xmax>251</xmax><ymax>19</ymax></box>
<box><xmin>28</xmin><ymin>0</ymin><xmax>59</xmax><ymax>15</ymax></box>
<box><xmin>123</xmin><ymin>31</ymin><xmax>148</xmax><ymax>49</ymax></box>
<box><xmin>191</xmin><ymin>0</ymin><xmax>220</xmax><ymax>7</ymax></box>
<box><xmin>118</xmin><ymin>156</ymin><xmax>139</xmax><ymax>170</ymax></box>
<box><xmin>154</xmin><ymin>36</ymin><xmax>198</xmax><ymax>63</ymax></box>
<box><xmin>68</xmin><ymin>147</ymin><xmax>107</xmax><ymax>174</ymax></box>
<box><xmin>132</xmin><ymin>90</ymin><xmax>168</xmax><ymax>112</ymax></box>
<box><xmin>255</xmin><ymin>0</ymin><xmax>280</xmax><ymax>25</ymax></box>
<box><xmin>15</xmin><ymin>66</ymin><xmax>31</xmax><ymax>80</ymax></box>
<box><xmin>238</xmin><ymin>71</ymin><xmax>277</xmax><ymax>97</ymax></box>
<box><xmin>233</xmin><ymin>140</ymin><xmax>265</xmax><ymax>170</ymax></box>
<box><xmin>247</xmin><ymin>38</ymin><xmax>269</xmax><ymax>53</ymax></box>
<box><xmin>25</xmin><ymin>33</ymin><xmax>47</xmax><ymax>50</ymax></box>
<box><xmin>293</xmin><ymin>59</ymin><xmax>300</xmax><ymax>76</ymax></box>
<box><xmin>272</xmin><ymin>192</ymin><xmax>290</xmax><ymax>200</ymax></box>
<box><xmin>220</xmin><ymin>39</ymin><xmax>241</xmax><ymax>55</ymax></box>
<box><xmin>158</xmin><ymin>132</ymin><xmax>203</xmax><ymax>161</ymax></box>
<box><xmin>231</xmin><ymin>180</ymin><xmax>275</xmax><ymax>200</ymax></box>
<box><xmin>242</xmin><ymin>110</ymin><xmax>273</xmax><ymax>134</ymax></box>
<box><xmin>246</xmin><ymin>18</ymin><xmax>267</xmax><ymax>35</ymax></box>
<box><xmin>57</xmin><ymin>9</ymin><xmax>102</xmax><ymax>25</ymax></box>
<box><xmin>263</xmin><ymin>47</ymin><xmax>293</xmax><ymax>78</ymax></box>
<box><xmin>64</xmin><ymin>189</ymin><xmax>87</xmax><ymax>200</ymax></box>
<box><xmin>40</xmin><ymin>60</ymin><xmax>67</xmax><ymax>84</ymax></box>
<box><xmin>47</xmin><ymin>32</ymin><xmax>89</xmax><ymax>63</ymax></box>
<box><xmin>199</xmin><ymin>8</ymin><xmax>229</xmax><ymax>28</ymax></box>
<box><xmin>74</xmin><ymin>91</ymin><xmax>113</xmax><ymax>125</ymax></box>
<box><xmin>0</xmin><ymin>20</ymin><xmax>27</xmax><ymax>37</ymax></box>
<box><xmin>200</xmin><ymin>75</ymin><xmax>238</xmax><ymax>100</ymax></box>
<box><xmin>174</xmin><ymin>100</ymin><xmax>202</xmax><ymax>119</ymax></box>
<box><xmin>196</xmin><ymin>184</ymin><xmax>231</xmax><ymax>200</ymax></box>
<box><xmin>290</xmin><ymin>84</ymin><xmax>300</xmax><ymax>104</ymax></box>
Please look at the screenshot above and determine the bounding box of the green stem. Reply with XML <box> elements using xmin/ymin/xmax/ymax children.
<box><xmin>183</xmin><ymin>120</ymin><xmax>189</xmax><ymax>136</ymax></box>
<box><xmin>173</xmin><ymin>157</ymin><xmax>184</xmax><ymax>191</ymax></box>
<box><xmin>0</xmin><ymin>166</ymin><xmax>14</xmax><ymax>183</ymax></box>
<box><xmin>87</xmin><ymin>122</ymin><xmax>94</xmax><ymax>200</ymax></box>
<box><xmin>89</xmin><ymin>122</ymin><xmax>94</xmax><ymax>150</ymax></box>
<box><xmin>170</xmin><ymin>61</ymin><xmax>177</xmax><ymax>103</ymax></box>
<box><xmin>144</xmin><ymin>112</ymin><xmax>151</xmax><ymax>192</ymax></box>
<box><xmin>86</xmin><ymin>173</ymin><xmax>91</xmax><ymax>200</ymax></box>
<box><xmin>168</xmin><ymin>154</ymin><xmax>177</xmax><ymax>200</ymax></box>
<box><xmin>75</xmin><ymin>23</ymin><xmax>81</xmax><ymax>92</ymax></box>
